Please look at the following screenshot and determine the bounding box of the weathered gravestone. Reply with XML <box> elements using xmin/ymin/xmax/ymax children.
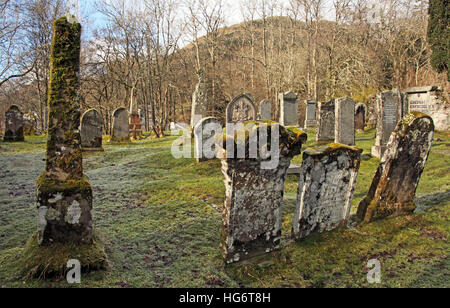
<box><xmin>335</xmin><ymin>97</ymin><xmax>355</xmax><ymax>146</ymax></box>
<box><xmin>355</xmin><ymin>103</ymin><xmax>367</xmax><ymax>132</ymax></box>
<box><xmin>216</xmin><ymin>122</ymin><xmax>307</xmax><ymax>263</ymax></box>
<box><xmin>36</xmin><ymin>17</ymin><xmax>93</xmax><ymax>245</ymax></box>
<box><xmin>279</xmin><ymin>92</ymin><xmax>298</xmax><ymax>126</ymax></box>
<box><xmin>3</xmin><ymin>105</ymin><xmax>24</xmax><ymax>142</ymax></box>
<box><xmin>129</xmin><ymin>113</ymin><xmax>142</xmax><ymax>139</ymax></box>
<box><xmin>316</xmin><ymin>99</ymin><xmax>335</xmax><ymax>142</ymax></box>
<box><xmin>259</xmin><ymin>99</ymin><xmax>272</xmax><ymax>121</ymax></box>
<box><xmin>357</xmin><ymin>112</ymin><xmax>434</xmax><ymax>223</ymax></box>
<box><xmin>304</xmin><ymin>100</ymin><xmax>317</xmax><ymax>128</ymax></box>
<box><xmin>194</xmin><ymin>117</ymin><xmax>222</xmax><ymax>163</ymax></box>
<box><xmin>226</xmin><ymin>94</ymin><xmax>256</xmax><ymax>123</ymax></box>
<box><xmin>371</xmin><ymin>90</ymin><xmax>401</xmax><ymax>158</ymax></box>
<box><xmin>111</xmin><ymin>107</ymin><xmax>130</xmax><ymax>142</ymax></box>
<box><xmin>81</xmin><ymin>108</ymin><xmax>103</xmax><ymax>151</ymax></box>
<box><xmin>292</xmin><ymin>144</ymin><xmax>362</xmax><ymax>239</ymax></box>
<box><xmin>190</xmin><ymin>74</ymin><xmax>209</xmax><ymax>128</ymax></box>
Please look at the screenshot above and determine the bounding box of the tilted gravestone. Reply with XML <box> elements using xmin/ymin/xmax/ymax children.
<box><xmin>335</xmin><ymin>97</ymin><xmax>355</xmax><ymax>146</ymax></box>
<box><xmin>357</xmin><ymin>112</ymin><xmax>434</xmax><ymax>223</ymax></box>
<box><xmin>279</xmin><ymin>92</ymin><xmax>298</xmax><ymax>126</ymax></box>
<box><xmin>3</xmin><ymin>105</ymin><xmax>24</xmax><ymax>142</ymax></box>
<box><xmin>371</xmin><ymin>90</ymin><xmax>401</xmax><ymax>158</ymax></box>
<box><xmin>355</xmin><ymin>103</ymin><xmax>367</xmax><ymax>132</ymax></box>
<box><xmin>194</xmin><ymin>117</ymin><xmax>222</xmax><ymax>163</ymax></box>
<box><xmin>216</xmin><ymin>122</ymin><xmax>307</xmax><ymax>263</ymax></box>
<box><xmin>259</xmin><ymin>99</ymin><xmax>272</xmax><ymax>121</ymax></box>
<box><xmin>304</xmin><ymin>100</ymin><xmax>317</xmax><ymax>128</ymax></box>
<box><xmin>111</xmin><ymin>107</ymin><xmax>130</xmax><ymax>142</ymax></box>
<box><xmin>226</xmin><ymin>94</ymin><xmax>256</xmax><ymax>123</ymax></box>
<box><xmin>292</xmin><ymin>144</ymin><xmax>362</xmax><ymax>239</ymax></box>
<box><xmin>36</xmin><ymin>17</ymin><xmax>93</xmax><ymax>245</ymax></box>
<box><xmin>316</xmin><ymin>99</ymin><xmax>335</xmax><ymax>142</ymax></box>
<box><xmin>81</xmin><ymin>108</ymin><xmax>103</xmax><ymax>151</ymax></box>
<box><xmin>190</xmin><ymin>76</ymin><xmax>209</xmax><ymax>128</ymax></box>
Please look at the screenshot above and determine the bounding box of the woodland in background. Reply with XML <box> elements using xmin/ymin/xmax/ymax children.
<box><xmin>0</xmin><ymin>0</ymin><xmax>449</xmax><ymax>137</ymax></box>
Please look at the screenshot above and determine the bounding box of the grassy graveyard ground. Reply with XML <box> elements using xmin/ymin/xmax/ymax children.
<box><xmin>0</xmin><ymin>129</ymin><xmax>449</xmax><ymax>288</ymax></box>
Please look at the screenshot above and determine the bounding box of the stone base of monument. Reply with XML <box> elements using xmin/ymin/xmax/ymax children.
<box><xmin>371</xmin><ymin>145</ymin><xmax>386</xmax><ymax>159</ymax></box>
<box><xmin>304</xmin><ymin>121</ymin><xmax>316</xmax><ymax>129</ymax></box>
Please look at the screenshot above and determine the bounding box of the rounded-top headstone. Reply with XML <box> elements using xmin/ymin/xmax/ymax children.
<box><xmin>81</xmin><ymin>108</ymin><xmax>103</xmax><ymax>151</ymax></box>
<box><xmin>4</xmin><ymin>105</ymin><xmax>24</xmax><ymax>142</ymax></box>
<box><xmin>226</xmin><ymin>94</ymin><xmax>256</xmax><ymax>123</ymax></box>
<box><xmin>111</xmin><ymin>107</ymin><xmax>130</xmax><ymax>142</ymax></box>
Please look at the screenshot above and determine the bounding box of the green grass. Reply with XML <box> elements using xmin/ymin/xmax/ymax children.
<box><xmin>0</xmin><ymin>129</ymin><xmax>448</xmax><ymax>288</ymax></box>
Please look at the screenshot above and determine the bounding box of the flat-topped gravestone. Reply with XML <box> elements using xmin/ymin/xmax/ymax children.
<box><xmin>191</xmin><ymin>75</ymin><xmax>209</xmax><ymax>128</ymax></box>
<box><xmin>81</xmin><ymin>109</ymin><xmax>103</xmax><ymax>151</ymax></box>
<box><xmin>355</xmin><ymin>103</ymin><xmax>366</xmax><ymax>132</ymax></box>
<box><xmin>226</xmin><ymin>94</ymin><xmax>256</xmax><ymax>123</ymax></box>
<box><xmin>194</xmin><ymin>117</ymin><xmax>221</xmax><ymax>163</ymax></box>
<box><xmin>357</xmin><ymin>112</ymin><xmax>434</xmax><ymax>223</ymax></box>
<box><xmin>259</xmin><ymin>99</ymin><xmax>272</xmax><ymax>121</ymax></box>
<box><xmin>335</xmin><ymin>97</ymin><xmax>355</xmax><ymax>146</ymax></box>
<box><xmin>316</xmin><ymin>99</ymin><xmax>335</xmax><ymax>142</ymax></box>
<box><xmin>111</xmin><ymin>107</ymin><xmax>130</xmax><ymax>142</ymax></box>
<box><xmin>304</xmin><ymin>100</ymin><xmax>317</xmax><ymax>128</ymax></box>
<box><xmin>293</xmin><ymin>144</ymin><xmax>362</xmax><ymax>239</ymax></box>
<box><xmin>279</xmin><ymin>92</ymin><xmax>298</xmax><ymax>126</ymax></box>
<box><xmin>36</xmin><ymin>17</ymin><xmax>93</xmax><ymax>245</ymax></box>
<box><xmin>4</xmin><ymin>105</ymin><xmax>24</xmax><ymax>142</ymax></box>
<box><xmin>371</xmin><ymin>90</ymin><xmax>401</xmax><ymax>158</ymax></box>
<box><xmin>129</xmin><ymin>113</ymin><xmax>142</xmax><ymax>139</ymax></box>
<box><xmin>217</xmin><ymin>123</ymin><xmax>307</xmax><ymax>264</ymax></box>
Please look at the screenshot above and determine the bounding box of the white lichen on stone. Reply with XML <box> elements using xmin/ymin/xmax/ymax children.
<box><xmin>48</xmin><ymin>192</ymin><xmax>63</xmax><ymax>203</ymax></box>
<box><xmin>65</xmin><ymin>200</ymin><xmax>82</xmax><ymax>224</ymax></box>
<box><xmin>37</xmin><ymin>206</ymin><xmax>48</xmax><ymax>244</ymax></box>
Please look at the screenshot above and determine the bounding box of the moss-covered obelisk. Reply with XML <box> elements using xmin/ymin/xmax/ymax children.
<box><xmin>36</xmin><ymin>16</ymin><xmax>93</xmax><ymax>245</ymax></box>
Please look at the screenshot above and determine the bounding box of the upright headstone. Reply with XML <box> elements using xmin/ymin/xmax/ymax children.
<box><xmin>355</xmin><ymin>103</ymin><xmax>367</xmax><ymax>132</ymax></box>
<box><xmin>259</xmin><ymin>99</ymin><xmax>272</xmax><ymax>121</ymax></box>
<box><xmin>316</xmin><ymin>99</ymin><xmax>335</xmax><ymax>142</ymax></box>
<box><xmin>36</xmin><ymin>17</ymin><xmax>93</xmax><ymax>245</ymax></box>
<box><xmin>81</xmin><ymin>109</ymin><xmax>103</xmax><ymax>151</ymax></box>
<box><xmin>217</xmin><ymin>123</ymin><xmax>307</xmax><ymax>263</ymax></box>
<box><xmin>304</xmin><ymin>100</ymin><xmax>317</xmax><ymax>128</ymax></box>
<box><xmin>371</xmin><ymin>90</ymin><xmax>401</xmax><ymax>158</ymax></box>
<box><xmin>279</xmin><ymin>92</ymin><xmax>298</xmax><ymax>126</ymax></box>
<box><xmin>129</xmin><ymin>113</ymin><xmax>142</xmax><ymax>139</ymax></box>
<box><xmin>335</xmin><ymin>97</ymin><xmax>355</xmax><ymax>146</ymax></box>
<box><xmin>194</xmin><ymin>117</ymin><xmax>221</xmax><ymax>163</ymax></box>
<box><xmin>111</xmin><ymin>107</ymin><xmax>130</xmax><ymax>142</ymax></box>
<box><xmin>3</xmin><ymin>105</ymin><xmax>24</xmax><ymax>142</ymax></box>
<box><xmin>190</xmin><ymin>73</ymin><xmax>209</xmax><ymax>128</ymax></box>
<box><xmin>357</xmin><ymin>112</ymin><xmax>434</xmax><ymax>223</ymax></box>
<box><xmin>292</xmin><ymin>144</ymin><xmax>362</xmax><ymax>239</ymax></box>
<box><xmin>226</xmin><ymin>94</ymin><xmax>256</xmax><ymax>123</ymax></box>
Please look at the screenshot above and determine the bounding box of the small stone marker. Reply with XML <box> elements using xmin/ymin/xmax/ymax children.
<box><xmin>304</xmin><ymin>100</ymin><xmax>317</xmax><ymax>128</ymax></box>
<box><xmin>259</xmin><ymin>99</ymin><xmax>272</xmax><ymax>121</ymax></box>
<box><xmin>81</xmin><ymin>109</ymin><xmax>103</xmax><ymax>151</ymax></box>
<box><xmin>357</xmin><ymin>112</ymin><xmax>434</xmax><ymax>223</ymax></box>
<box><xmin>371</xmin><ymin>90</ymin><xmax>401</xmax><ymax>158</ymax></box>
<box><xmin>279</xmin><ymin>92</ymin><xmax>298</xmax><ymax>126</ymax></box>
<box><xmin>111</xmin><ymin>107</ymin><xmax>130</xmax><ymax>142</ymax></box>
<box><xmin>292</xmin><ymin>144</ymin><xmax>362</xmax><ymax>239</ymax></box>
<box><xmin>194</xmin><ymin>117</ymin><xmax>221</xmax><ymax>162</ymax></box>
<box><xmin>190</xmin><ymin>74</ymin><xmax>209</xmax><ymax>128</ymax></box>
<box><xmin>36</xmin><ymin>17</ymin><xmax>93</xmax><ymax>245</ymax></box>
<box><xmin>316</xmin><ymin>99</ymin><xmax>335</xmax><ymax>142</ymax></box>
<box><xmin>3</xmin><ymin>105</ymin><xmax>24</xmax><ymax>142</ymax></box>
<box><xmin>217</xmin><ymin>122</ymin><xmax>307</xmax><ymax>263</ymax></box>
<box><xmin>335</xmin><ymin>97</ymin><xmax>355</xmax><ymax>146</ymax></box>
<box><xmin>226</xmin><ymin>94</ymin><xmax>256</xmax><ymax>123</ymax></box>
<box><xmin>355</xmin><ymin>103</ymin><xmax>367</xmax><ymax>132</ymax></box>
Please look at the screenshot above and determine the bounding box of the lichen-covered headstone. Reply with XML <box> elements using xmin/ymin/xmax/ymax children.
<box><xmin>304</xmin><ymin>100</ymin><xmax>317</xmax><ymax>128</ymax></box>
<box><xmin>292</xmin><ymin>144</ymin><xmax>362</xmax><ymax>239</ymax></box>
<box><xmin>226</xmin><ymin>94</ymin><xmax>256</xmax><ymax>123</ymax></box>
<box><xmin>111</xmin><ymin>107</ymin><xmax>130</xmax><ymax>142</ymax></box>
<box><xmin>190</xmin><ymin>74</ymin><xmax>209</xmax><ymax>128</ymax></box>
<box><xmin>355</xmin><ymin>103</ymin><xmax>366</xmax><ymax>132</ymax></box>
<box><xmin>357</xmin><ymin>112</ymin><xmax>434</xmax><ymax>223</ymax></box>
<box><xmin>371</xmin><ymin>90</ymin><xmax>401</xmax><ymax>158</ymax></box>
<box><xmin>316</xmin><ymin>99</ymin><xmax>335</xmax><ymax>142</ymax></box>
<box><xmin>194</xmin><ymin>117</ymin><xmax>221</xmax><ymax>163</ymax></box>
<box><xmin>81</xmin><ymin>109</ymin><xmax>103</xmax><ymax>151</ymax></box>
<box><xmin>259</xmin><ymin>99</ymin><xmax>272</xmax><ymax>121</ymax></box>
<box><xmin>3</xmin><ymin>105</ymin><xmax>24</xmax><ymax>142</ymax></box>
<box><xmin>335</xmin><ymin>97</ymin><xmax>355</xmax><ymax>146</ymax></box>
<box><xmin>36</xmin><ymin>17</ymin><xmax>93</xmax><ymax>245</ymax></box>
<box><xmin>279</xmin><ymin>92</ymin><xmax>298</xmax><ymax>126</ymax></box>
<box><xmin>217</xmin><ymin>122</ymin><xmax>307</xmax><ymax>263</ymax></box>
